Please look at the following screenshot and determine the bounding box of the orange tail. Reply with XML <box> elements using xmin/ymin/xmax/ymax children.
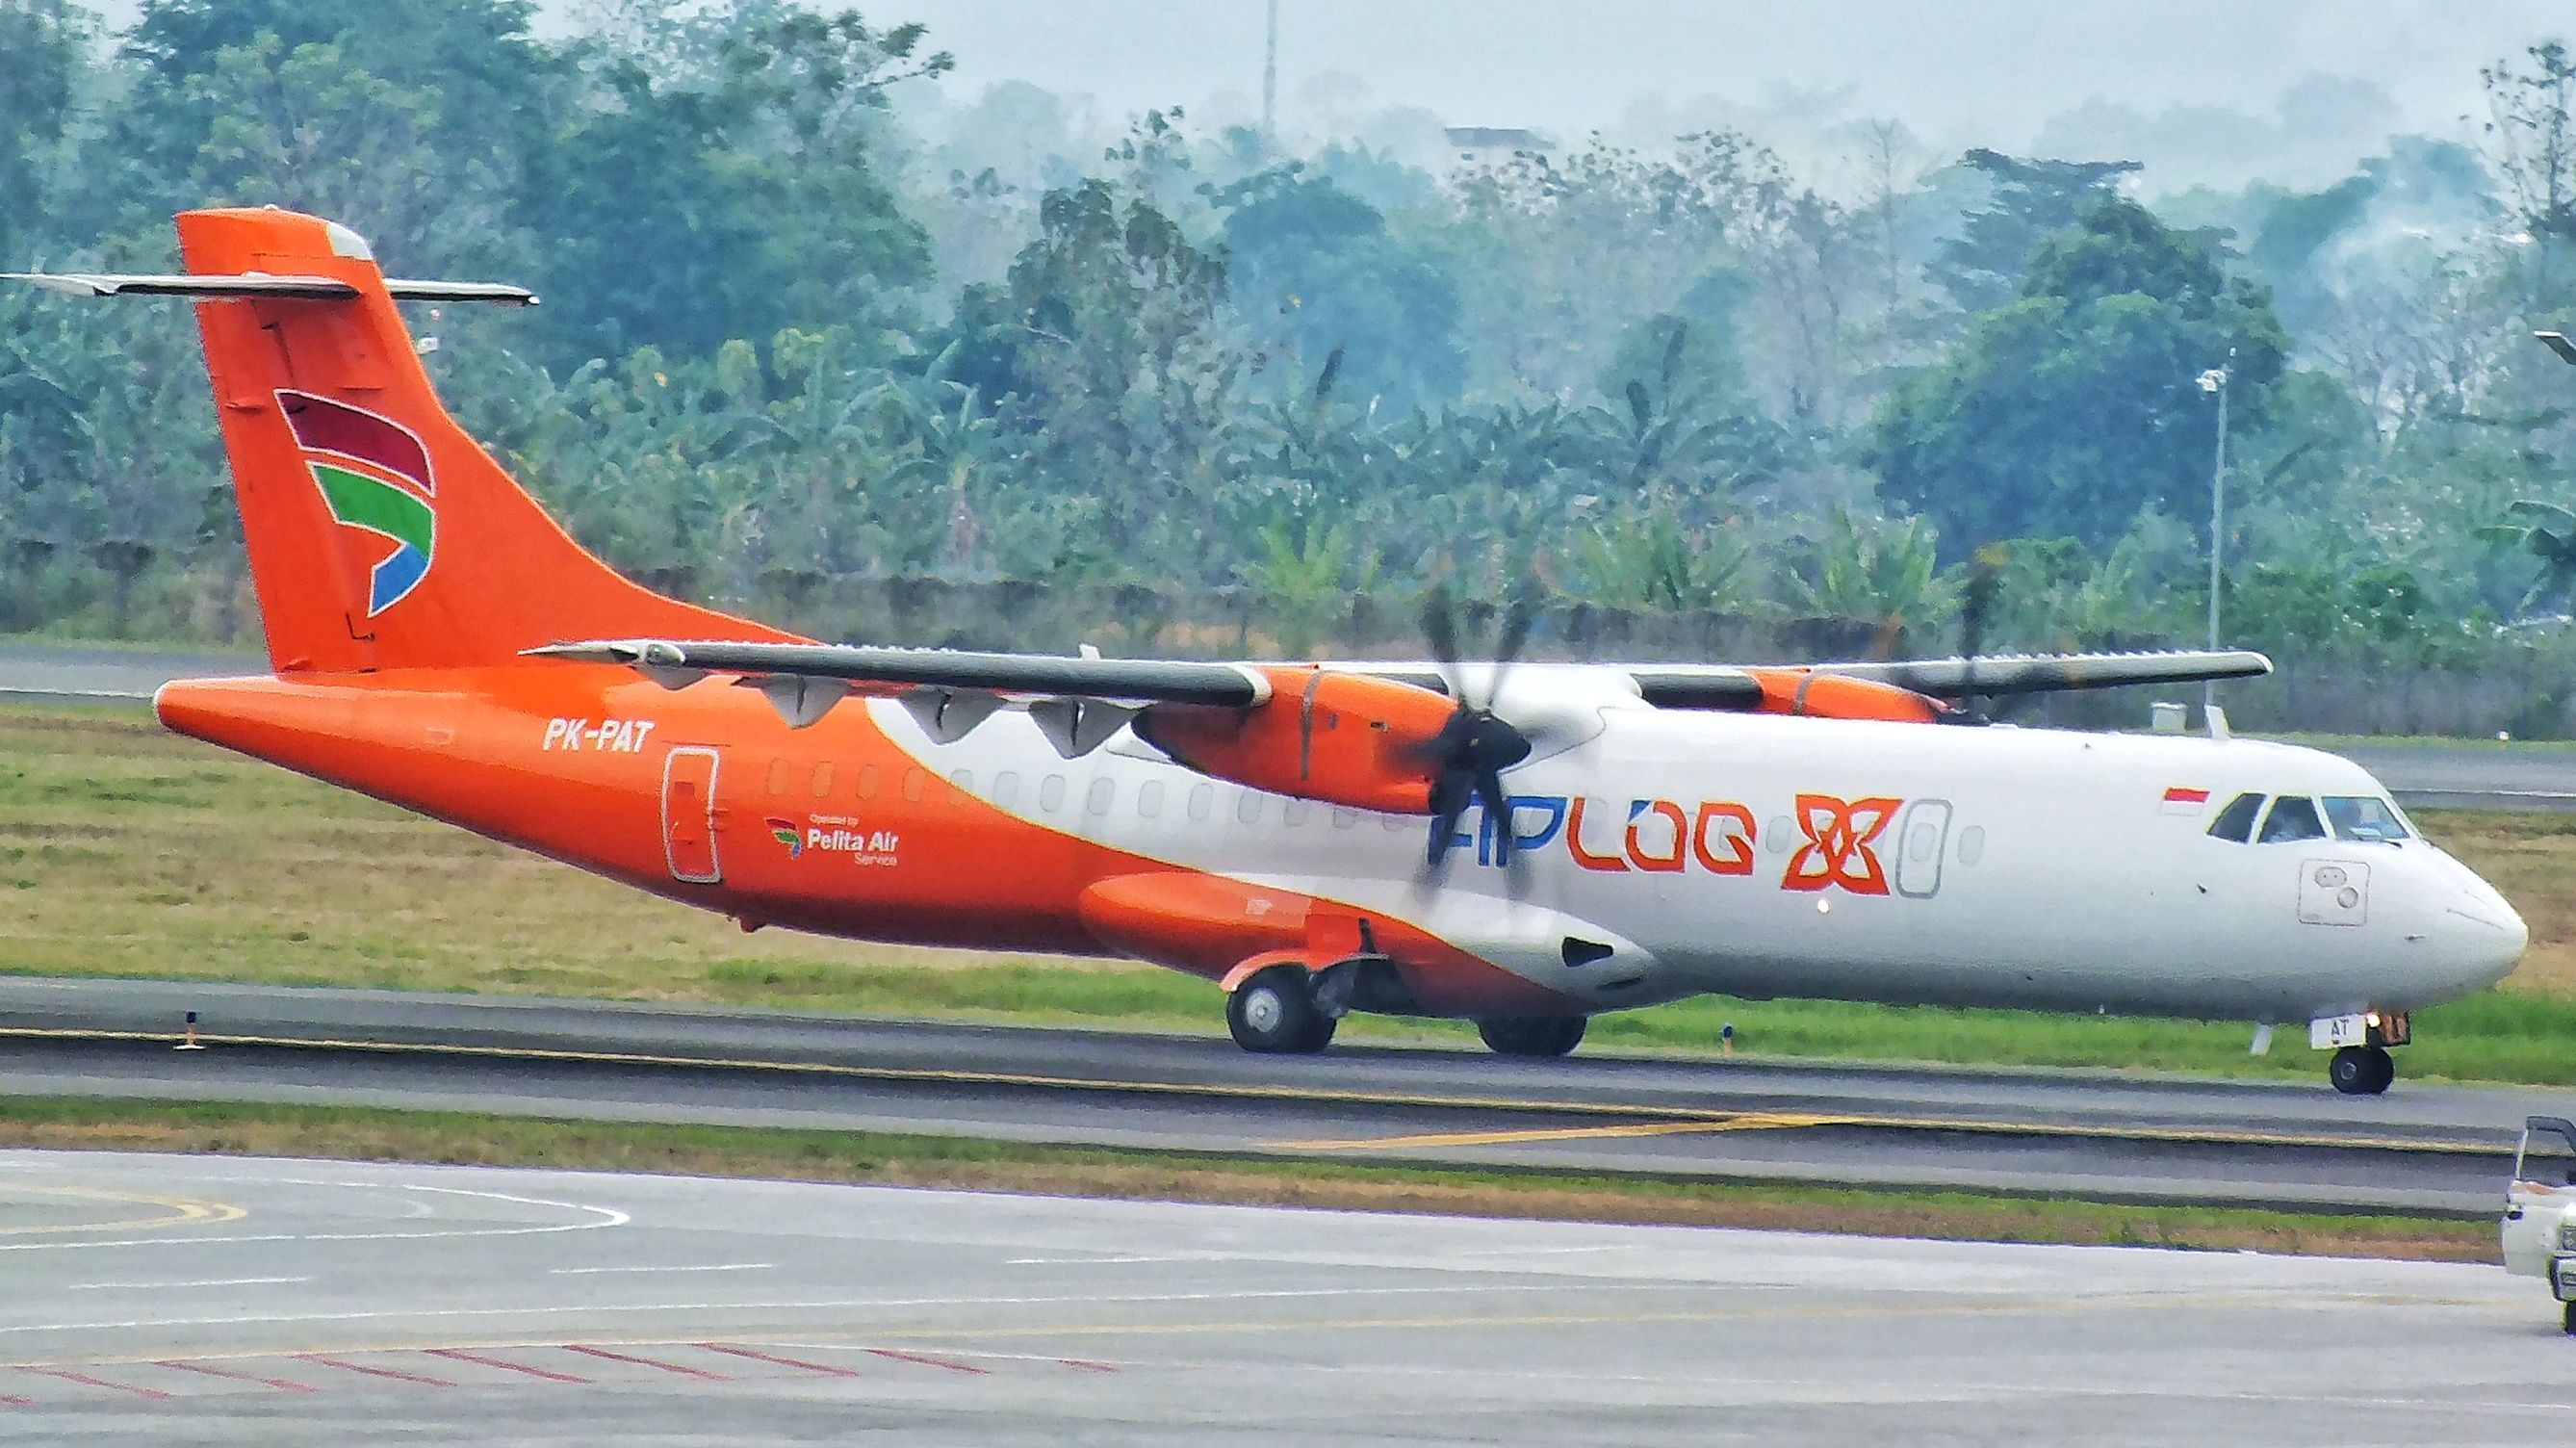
<box><xmin>177</xmin><ymin>207</ymin><xmax>791</xmax><ymax>673</ymax></box>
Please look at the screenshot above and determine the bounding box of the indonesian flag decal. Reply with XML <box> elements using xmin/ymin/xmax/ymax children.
<box><xmin>2160</xmin><ymin>786</ymin><xmax>2211</xmax><ymax>816</ymax></box>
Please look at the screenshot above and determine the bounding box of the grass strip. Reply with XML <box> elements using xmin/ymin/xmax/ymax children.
<box><xmin>0</xmin><ymin>1095</ymin><xmax>2494</xmax><ymax>1262</ymax></box>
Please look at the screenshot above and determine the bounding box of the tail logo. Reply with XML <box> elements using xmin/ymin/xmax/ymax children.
<box><xmin>277</xmin><ymin>390</ymin><xmax>437</xmax><ymax>615</ymax></box>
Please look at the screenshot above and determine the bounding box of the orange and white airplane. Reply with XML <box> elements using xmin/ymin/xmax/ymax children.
<box><xmin>9</xmin><ymin>208</ymin><xmax>2529</xmax><ymax>1095</ymax></box>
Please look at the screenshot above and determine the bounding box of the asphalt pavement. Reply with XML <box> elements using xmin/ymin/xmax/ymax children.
<box><xmin>1</xmin><ymin>976</ymin><xmax>2560</xmax><ymax>1216</ymax></box>
<box><xmin>0</xmin><ymin>1150</ymin><xmax>2567</xmax><ymax>1445</ymax></box>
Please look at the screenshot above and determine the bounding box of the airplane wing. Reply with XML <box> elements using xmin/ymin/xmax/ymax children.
<box><xmin>531</xmin><ymin>636</ymin><xmax>2271</xmax><ymax>755</ymax></box>
<box><xmin>527</xmin><ymin>637</ymin><xmax>1270</xmax><ymax>756</ymax></box>
<box><xmin>1639</xmin><ymin>648</ymin><xmax>2274</xmax><ymax>702</ymax></box>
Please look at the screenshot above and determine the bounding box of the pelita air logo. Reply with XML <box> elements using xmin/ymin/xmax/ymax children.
<box><xmin>278</xmin><ymin>389</ymin><xmax>436</xmax><ymax>616</ymax></box>
<box><xmin>766</xmin><ymin>816</ymin><xmax>805</xmax><ymax>857</ymax></box>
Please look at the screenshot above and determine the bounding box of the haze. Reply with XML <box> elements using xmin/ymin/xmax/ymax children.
<box><xmin>860</xmin><ymin>0</ymin><xmax>2566</xmax><ymax>191</ymax></box>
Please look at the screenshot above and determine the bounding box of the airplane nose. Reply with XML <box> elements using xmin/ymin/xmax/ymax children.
<box><xmin>2436</xmin><ymin>881</ymin><xmax>2527</xmax><ymax>993</ymax></box>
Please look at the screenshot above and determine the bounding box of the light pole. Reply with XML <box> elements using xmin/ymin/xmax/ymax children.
<box><xmin>2198</xmin><ymin>349</ymin><xmax>2234</xmax><ymax>713</ymax></box>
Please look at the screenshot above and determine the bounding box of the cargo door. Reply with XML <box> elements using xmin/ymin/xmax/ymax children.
<box><xmin>662</xmin><ymin>746</ymin><xmax>722</xmax><ymax>885</ymax></box>
<box><xmin>1893</xmin><ymin>799</ymin><xmax>1953</xmax><ymax>899</ymax></box>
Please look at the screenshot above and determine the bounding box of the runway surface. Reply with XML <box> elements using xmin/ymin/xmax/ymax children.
<box><xmin>1</xmin><ymin>976</ymin><xmax>2562</xmax><ymax>1217</ymax></box>
<box><xmin>8</xmin><ymin>642</ymin><xmax>2576</xmax><ymax>808</ymax></box>
<box><xmin>0</xmin><ymin>1149</ymin><xmax>2566</xmax><ymax>1445</ymax></box>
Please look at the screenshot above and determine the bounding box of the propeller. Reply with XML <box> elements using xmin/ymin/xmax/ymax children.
<box><xmin>1407</xmin><ymin>580</ymin><xmax>1541</xmax><ymax>892</ymax></box>
<box><xmin>1951</xmin><ymin>542</ymin><xmax>2006</xmax><ymax>721</ymax></box>
<box><xmin>1889</xmin><ymin>541</ymin><xmax>2009</xmax><ymax>723</ymax></box>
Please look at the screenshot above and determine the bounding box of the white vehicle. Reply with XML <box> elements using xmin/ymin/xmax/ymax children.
<box><xmin>2502</xmin><ymin>1115</ymin><xmax>2576</xmax><ymax>1332</ymax></box>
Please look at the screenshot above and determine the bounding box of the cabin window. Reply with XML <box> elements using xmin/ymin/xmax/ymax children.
<box><xmin>948</xmin><ymin>768</ymin><xmax>973</xmax><ymax>797</ymax></box>
<box><xmin>992</xmin><ymin>771</ymin><xmax>1019</xmax><ymax>808</ymax></box>
<box><xmin>1382</xmin><ymin>812</ymin><xmax>1410</xmax><ymax>834</ymax></box>
<box><xmin>811</xmin><ymin>762</ymin><xmax>834</xmax><ymax>797</ymax></box>
<box><xmin>767</xmin><ymin>758</ymin><xmax>790</xmax><ymax>795</ymax></box>
<box><xmin>1188</xmin><ymin>783</ymin><xmax>1215</xmax><ymax>821</ymax></box>
<box><xmin>2206</xmin><ymin>792</ymin><xmax>2264</xmax><ymax>843</ymax></box>
<box><xmin>2322</xmin><ymin>795</ymin><xmax>2410</xmax><ymax>842</ymax></box>
<box><xmin>901</xmin><ymin>767</ymin><xmax>925</xmax><ymax>802</ymax></box>
<box><xmin>1955</xmin><ymin>824</ymin><xmax>1986</xmax><ymax>866</ymax></box>
<box><xmin>1137</xmin><ymin>780</ymin><xmax>1164</xmax><ymax>818</ymax></box>
<box><xmin>856</xmin><ymin>763</ymin><xmax>880</xmax><ymax>799</ymax></box>
<box><xmin>1282</xmin><ymin>799</ymin><xmax>1310</xmax><ymax>827</ymax></box>
<box><xmin>1332</xmin><ymin>807</ymin><xmax>1358</xmax><ymax>830</ymax></box>
<box><xmin>1041</xmin><ymin>774</ymin><xmax>1068</xmax><ymax>813</ymax></box>
<box><xmin>1086</xmin><ymin>778</ymin><xmax>1115</xmax><ymax>815</ymax></box>
<box><xmin>2257</xmin><ymin>795</ymin><xmax>2326</xmax><ymax>844</ymax></box>
<box><xmin>1236</xmin><ymin>789</ymin><xmax>1265</xmax><ymax>825</ymax></box>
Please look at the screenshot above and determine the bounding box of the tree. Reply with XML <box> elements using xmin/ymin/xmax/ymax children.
<box><xmin>1865</xmin><ymin>196</ymin><xmax>2289</xmax><ymax>552</ymax></box>
<box><xmin>0</xmin><ymin>1</ymin><xmax>89</xmax><ymax>264</ymax></box>
<box><xmin>101</xmin><ymin>0</ymin><xmax>560</xmax><ymax>255</ymax></box>
<box><xmin>2483</xmin><ymin>39</ymin><xmax>2576</xmax><ymax>301</ymax></box>
<box><xmin>519</xmin><ymin>5</ymin><xmax>947</xmax><ymax>365</ymax></box>
<box><xmin>1928</xmin><ymin>149</ymin><xmax>2142</xmax><ymax>313</ymax></box>
<box><xmin>1215</xmin><ymin>168</ymin><xmax>1464</xmax><ymax>408</ymax></box>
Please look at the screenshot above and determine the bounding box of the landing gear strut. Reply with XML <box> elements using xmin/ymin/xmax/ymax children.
<box><xmin>2329</xmin><ymin>1045</ymin><xmax>2395</xmax><ymax>1096</ymax></box>
<box><xmin>1476</xmin><ymin>1016</ymin><xmax>1587</xmax><ymax>1058</ymax></box>
<box><xmin>1226</xmin><ymin>965</ymin><xmax>1336</xmax><ymax>1054</ymax></box>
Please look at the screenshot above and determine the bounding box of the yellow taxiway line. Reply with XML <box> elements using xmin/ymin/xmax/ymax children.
<box><xmin>0</xmin><ymin>1183</ymin><xmax>245</xmax><ymax>1237</ymax></box>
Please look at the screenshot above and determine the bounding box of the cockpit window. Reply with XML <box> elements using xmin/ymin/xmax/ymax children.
<box><xmin>2256</xmin><ymin>795</ymin><xmax>2327</xmax><ymax>843</ymax></box>
<box><xmin>2206</xmin><ymin>792</ymin><xmax>2264</xmax><ymax>843</ymax></box>
<box><xmin>2322</xmin><ymin>795</ymin><xmax>2409</xmax><ymax>842</ymax></box>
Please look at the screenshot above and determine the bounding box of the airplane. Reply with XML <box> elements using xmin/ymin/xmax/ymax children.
<box><xmin>5</xmin><ymin>207</ymin><xmax>2529</xmax><ymax>1096</ymax></box>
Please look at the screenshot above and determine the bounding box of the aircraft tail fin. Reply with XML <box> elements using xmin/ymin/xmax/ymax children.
<box><xmin>12</xmin><ymin>207</ymin><xmax>791</xmax><ymax>673</ymax></box>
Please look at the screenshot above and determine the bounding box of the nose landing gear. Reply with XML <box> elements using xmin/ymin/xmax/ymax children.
<box><xmin>2312</xmin><ymin>1012</ymin><xmax>2408</xmax><ymax>1096</ymax></box>
<box><xmin>2328</xmin><ymin>1045</ymin><xmax>2395</xmax><ymax>1096</ymax></box>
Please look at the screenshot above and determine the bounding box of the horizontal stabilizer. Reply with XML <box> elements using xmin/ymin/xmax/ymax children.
<box><xmin>3</xmin><ymin>272</ymin><xmax>538</xmax><ymax>305</ymax></box>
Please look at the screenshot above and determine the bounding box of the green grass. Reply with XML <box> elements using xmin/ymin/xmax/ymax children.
<box><xmin>0</xmin><ymin>1095</ymin><xmax>2493</xmax><ymax>1260</ymax></box>
<box><xmin>8</xmin><ymin>701</ymin><xmax>2576</xmax><ymax>1084</ymax></box>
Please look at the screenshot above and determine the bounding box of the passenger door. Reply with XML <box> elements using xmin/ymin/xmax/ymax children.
<box><xmin>662</xmin><ymin>746</ymin><xmax>723</xmax><ymax>885</ymax></box>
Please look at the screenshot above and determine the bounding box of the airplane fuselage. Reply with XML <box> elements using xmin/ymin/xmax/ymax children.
<box><xmin>158</xmin><ymin>663</ymin><xmax>2526</xmax><ymax>1029</ymax></box>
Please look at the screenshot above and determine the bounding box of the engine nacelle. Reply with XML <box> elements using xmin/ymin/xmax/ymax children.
<box><xmin>1132</xmin><ymin>667</ymin><xmax>1456</xmax><ymax>814</ymax></box>
<box><xmin>1742</xmin><ymin>667</ymin><xmax>1945</xmax><ymax>723</ymax></box>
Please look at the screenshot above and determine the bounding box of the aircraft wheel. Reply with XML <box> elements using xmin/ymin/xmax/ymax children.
<box><xmin>1228</xmin><ymin>966</ymin><xmax>1328</xmax><ymax>1054</ymax></box>
<box><xmin>1476</xmin><ymin>1016</ymin><xmax>1587</xmax><ymax>1058</ymax></box>
<box><xmin>2329</xmin><ymin>1045</ymin><xmax>2393</xmax><ymax>1096</ymax></box>
<box><xmin>2563</xmin><ymin>1300</ymin><xmax>2576</xmax><ymax>1336</ymax></box>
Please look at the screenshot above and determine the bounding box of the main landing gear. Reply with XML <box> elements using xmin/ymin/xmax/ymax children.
<box><xmin>2329</xmin><ymin>1045</ymin><xmax>2395</xmax><ymax>1096</ymax></box>
<box><xmin>1225</xmin><ymin>964</ymin><xmax>1337</xmax><ymax>1054</ymax></box>
<box><xmin>1476</xmin><ymin>1016</ymin><xmax>1587</xmax><ymax>1058</ymax></box>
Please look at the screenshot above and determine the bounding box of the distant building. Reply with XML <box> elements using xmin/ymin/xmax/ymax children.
<box><xmin>1443</xmin><ymin>126</ymin><xmax>1554</xmax><ymax>170</ymax></box>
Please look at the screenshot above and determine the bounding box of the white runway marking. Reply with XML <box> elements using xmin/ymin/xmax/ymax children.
<box><xmin>549</xmin><ymin>1263</ymin><xmax>770</xmax><ymax>1276</ymax></box>
<box><xmin>1009</xmin><ymin>1247</ymin><xmax>1200</xmax><ymax>1256</ymax></box>
<box><xmin>65</xmin><ymin>1277</ymin><xmax>309</xmax><ymax>1292</ymax></box>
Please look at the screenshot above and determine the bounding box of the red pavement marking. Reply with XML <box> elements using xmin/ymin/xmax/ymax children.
<box><xmin>16</xmin><ymin>1367</ymin><xmax>171</xmax><ymax>1400</ymax></box>
<box><xmin>423</xmin><ymin>1349</ymin><xmax>590</xmax><ymax>1384</ymax></box>
<box><xmin>864</xmin><ymin>1348</ymin><xmax>990</xmax><ymax>1376</ymax></box>
<box><xmin>0</xmin><ymin>1392</ymin><xmax>34</xmax><ymax>1408</ymax></box>
<box><xmin>693</xmin><ymin>1343</ymin><xmax>866</xmax><ymax>1380</ymax></box>
<box><xmin>295</xmin><ymin>1355</ymin><xmax>455</xmax><ymax>1387</ymax></box>
<box><xmin>1059</xmin><ymin>1358</ymin><xmax>1121</xmax><ymax>1373</ymax></box>
<box><xmin>154</xmin><ymin>1360</ymin><xmax>316</xmax><ymax>1393</ymax></box>
<box><xmin>560</xmin><ymin>1345</ymin><xmax>729</xmax><ymax>1382</ymax></box>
